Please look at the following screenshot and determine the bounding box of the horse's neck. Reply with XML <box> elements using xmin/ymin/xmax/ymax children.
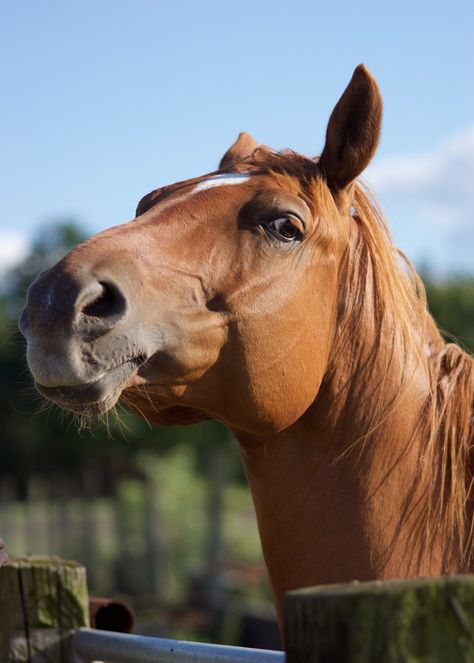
<box><xmin>236</xmin><ymin>316</ymin><xmax>445</xmax><ymax>622</ymax></box>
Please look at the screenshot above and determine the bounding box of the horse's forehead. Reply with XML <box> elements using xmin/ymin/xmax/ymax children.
<box><xmin>137</xmin><ymin>170</ymin><xmax>305</xmax><ymax>220</ymax></box>
<box><xmin>184</xmin><ymin>171</ymin><xmax>303</xmax><ymax>204</ymax></box>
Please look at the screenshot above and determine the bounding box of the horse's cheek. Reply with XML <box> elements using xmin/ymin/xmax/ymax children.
<box><xmin>238</xmin><ymin>335</ymin><xmax>323</xmax><ymax>434</ymax></box>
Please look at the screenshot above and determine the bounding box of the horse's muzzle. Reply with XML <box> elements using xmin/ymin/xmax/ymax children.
<box><xmin>18</xmin><ymin>264</ymin><xmax>144</xmax><ymax>400</ymax></box>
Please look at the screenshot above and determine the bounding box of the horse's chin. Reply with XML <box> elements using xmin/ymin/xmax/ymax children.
<box><xmin>122</xmin><ymin>389</ymin><xmax>211</xmax><ymax>427</ymax></box>
<box><xmin>34</xmin><ymin>360</ymin><xmax>139</xmax><ymax>416</ymax></box>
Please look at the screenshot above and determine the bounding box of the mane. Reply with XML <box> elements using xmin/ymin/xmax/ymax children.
<box><xmin>240</xmin><ymin>147</ymin><xmax>474</xmax><ymax>569</ymax></box>
<box><xmin>347</xmin><ymin>182</ymin><xmax>474</xmax><ymax>570</ymax></box>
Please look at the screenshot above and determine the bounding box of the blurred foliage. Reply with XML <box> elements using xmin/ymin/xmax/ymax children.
<box><xmin>1</xmin><ymin>446</ymin><xmax>269</xmax><ymax>643</ymax></box>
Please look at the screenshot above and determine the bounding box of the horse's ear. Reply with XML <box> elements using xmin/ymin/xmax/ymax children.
<box><xmin>219</xmin><ymin>132</ymin><xmax>258</xmax><ymax>169</ymax></box>
<box><xmin>319</xmin><ymin>64</ymin><xmax>382</xmax><ymax>208</ymax></box>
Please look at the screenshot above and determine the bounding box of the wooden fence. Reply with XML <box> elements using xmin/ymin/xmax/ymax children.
<box><xmin>2</xmin><ymin>556</ymin><xmax>474</xmax><ymax>662</ymax></box>
<box><xmin>0</xmin><ymin>556</ymin><xmax>282</xmax><ymax>662</ymax></box>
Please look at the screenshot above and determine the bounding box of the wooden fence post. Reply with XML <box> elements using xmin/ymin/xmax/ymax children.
<box><xmin>285</xmin><ymin>575</ymin><xmax>474</xmax><ymax>663</ymax></box>
<box><xmin>0</xmin><ymin>555</ymin><xmax>89</xmax><ymax>662</ymax></box>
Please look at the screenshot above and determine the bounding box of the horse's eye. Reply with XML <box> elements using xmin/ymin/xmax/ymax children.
<box><xmin>265</xmin><ymin>216</ymin><xmax>304</xmax><ymax>242</ymax></box>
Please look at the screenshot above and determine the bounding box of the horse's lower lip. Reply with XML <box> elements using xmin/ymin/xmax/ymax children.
<box><xmin>35</xmin><ymin>360</ymin><xmax>139</xmax><ymax>412</ymax></box>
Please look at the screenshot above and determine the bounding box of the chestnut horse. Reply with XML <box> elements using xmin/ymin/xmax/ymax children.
<box><xmin>19</xmin><ymin>65</ymin><xmax>473</xmax><ymax>626</ymax></box>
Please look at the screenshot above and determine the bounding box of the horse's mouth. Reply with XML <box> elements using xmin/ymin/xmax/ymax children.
<box><xmin>35</xmin><ymin>357</ymin><xmax>146</xmax><ymax>415</ymax></box>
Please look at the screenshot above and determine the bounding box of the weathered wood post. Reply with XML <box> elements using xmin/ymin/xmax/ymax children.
<box><xmin>0</xmin><ymin>555</ymin><xmax>89</xmax><ymax>662</ymax></box>
<box><xmin>285</xmin><ymin>576</ymin><xmax>474</xmax><ymax>662</ymax></box>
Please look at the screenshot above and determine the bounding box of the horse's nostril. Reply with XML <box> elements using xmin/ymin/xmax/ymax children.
<box><xmin>82</xmin><ymin>282</ymin><xmax>120</xmax><ymax>318</ymax></box>
<box><xmin>79</xmin><ymin>281</ymin><xmax>128</xmax><ymax>330</ymax></box>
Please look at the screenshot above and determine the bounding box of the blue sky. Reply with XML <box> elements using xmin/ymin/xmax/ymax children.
<box><xmin>1</xmin><ymin>1</ymin><xmax>473</xmax><ymax>274</ymax></box>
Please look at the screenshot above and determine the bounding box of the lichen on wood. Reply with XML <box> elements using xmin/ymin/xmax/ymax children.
<box><xmin>0</xmin><ymin>555</ymin><xmax>89</xmax><ymax>662</ymax></box>
<box><xmin>285</xmin><ymin>575</ymin><xmax>474</xmax><ymax>663</ymax></box>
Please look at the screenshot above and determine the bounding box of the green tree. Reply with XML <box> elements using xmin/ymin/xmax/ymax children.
<box><xmin>424</xmin><ymin>276</ymin><xmax>474</xmax><ymax>353</ymax></box>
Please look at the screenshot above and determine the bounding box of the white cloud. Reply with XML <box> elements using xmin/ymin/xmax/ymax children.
<box><xmin>366</xmin><ymin>126</ymin><xmax>474</xmax><ymax>271</ymax></box>
<box><xmin>0</xmin><ymin>232</ymin><xmax>29</xmax><ymax>275</ymax></box>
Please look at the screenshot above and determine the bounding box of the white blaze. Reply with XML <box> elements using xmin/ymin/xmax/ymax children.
<box><xmin>192</xmin><ymin>173</ymin><xmax>251</xmax><ymax>193</ymax></box>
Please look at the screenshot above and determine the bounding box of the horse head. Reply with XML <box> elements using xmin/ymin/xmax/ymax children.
<box><xmin>19</xmin><ymin>65</ymin><xmax>382</xmax><ymax>437</ymax></box>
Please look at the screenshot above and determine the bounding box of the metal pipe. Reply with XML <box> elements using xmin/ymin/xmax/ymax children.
<box><xmin>72</xmin><ymin>627</ymin><xmax>285</xmax><ymax>663</ymax></box>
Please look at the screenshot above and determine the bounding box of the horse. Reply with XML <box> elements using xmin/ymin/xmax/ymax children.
<box><xmin>19</xmin><ymin>65</ymin><xmax>474</xmax><ymax>627</ymax></box>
